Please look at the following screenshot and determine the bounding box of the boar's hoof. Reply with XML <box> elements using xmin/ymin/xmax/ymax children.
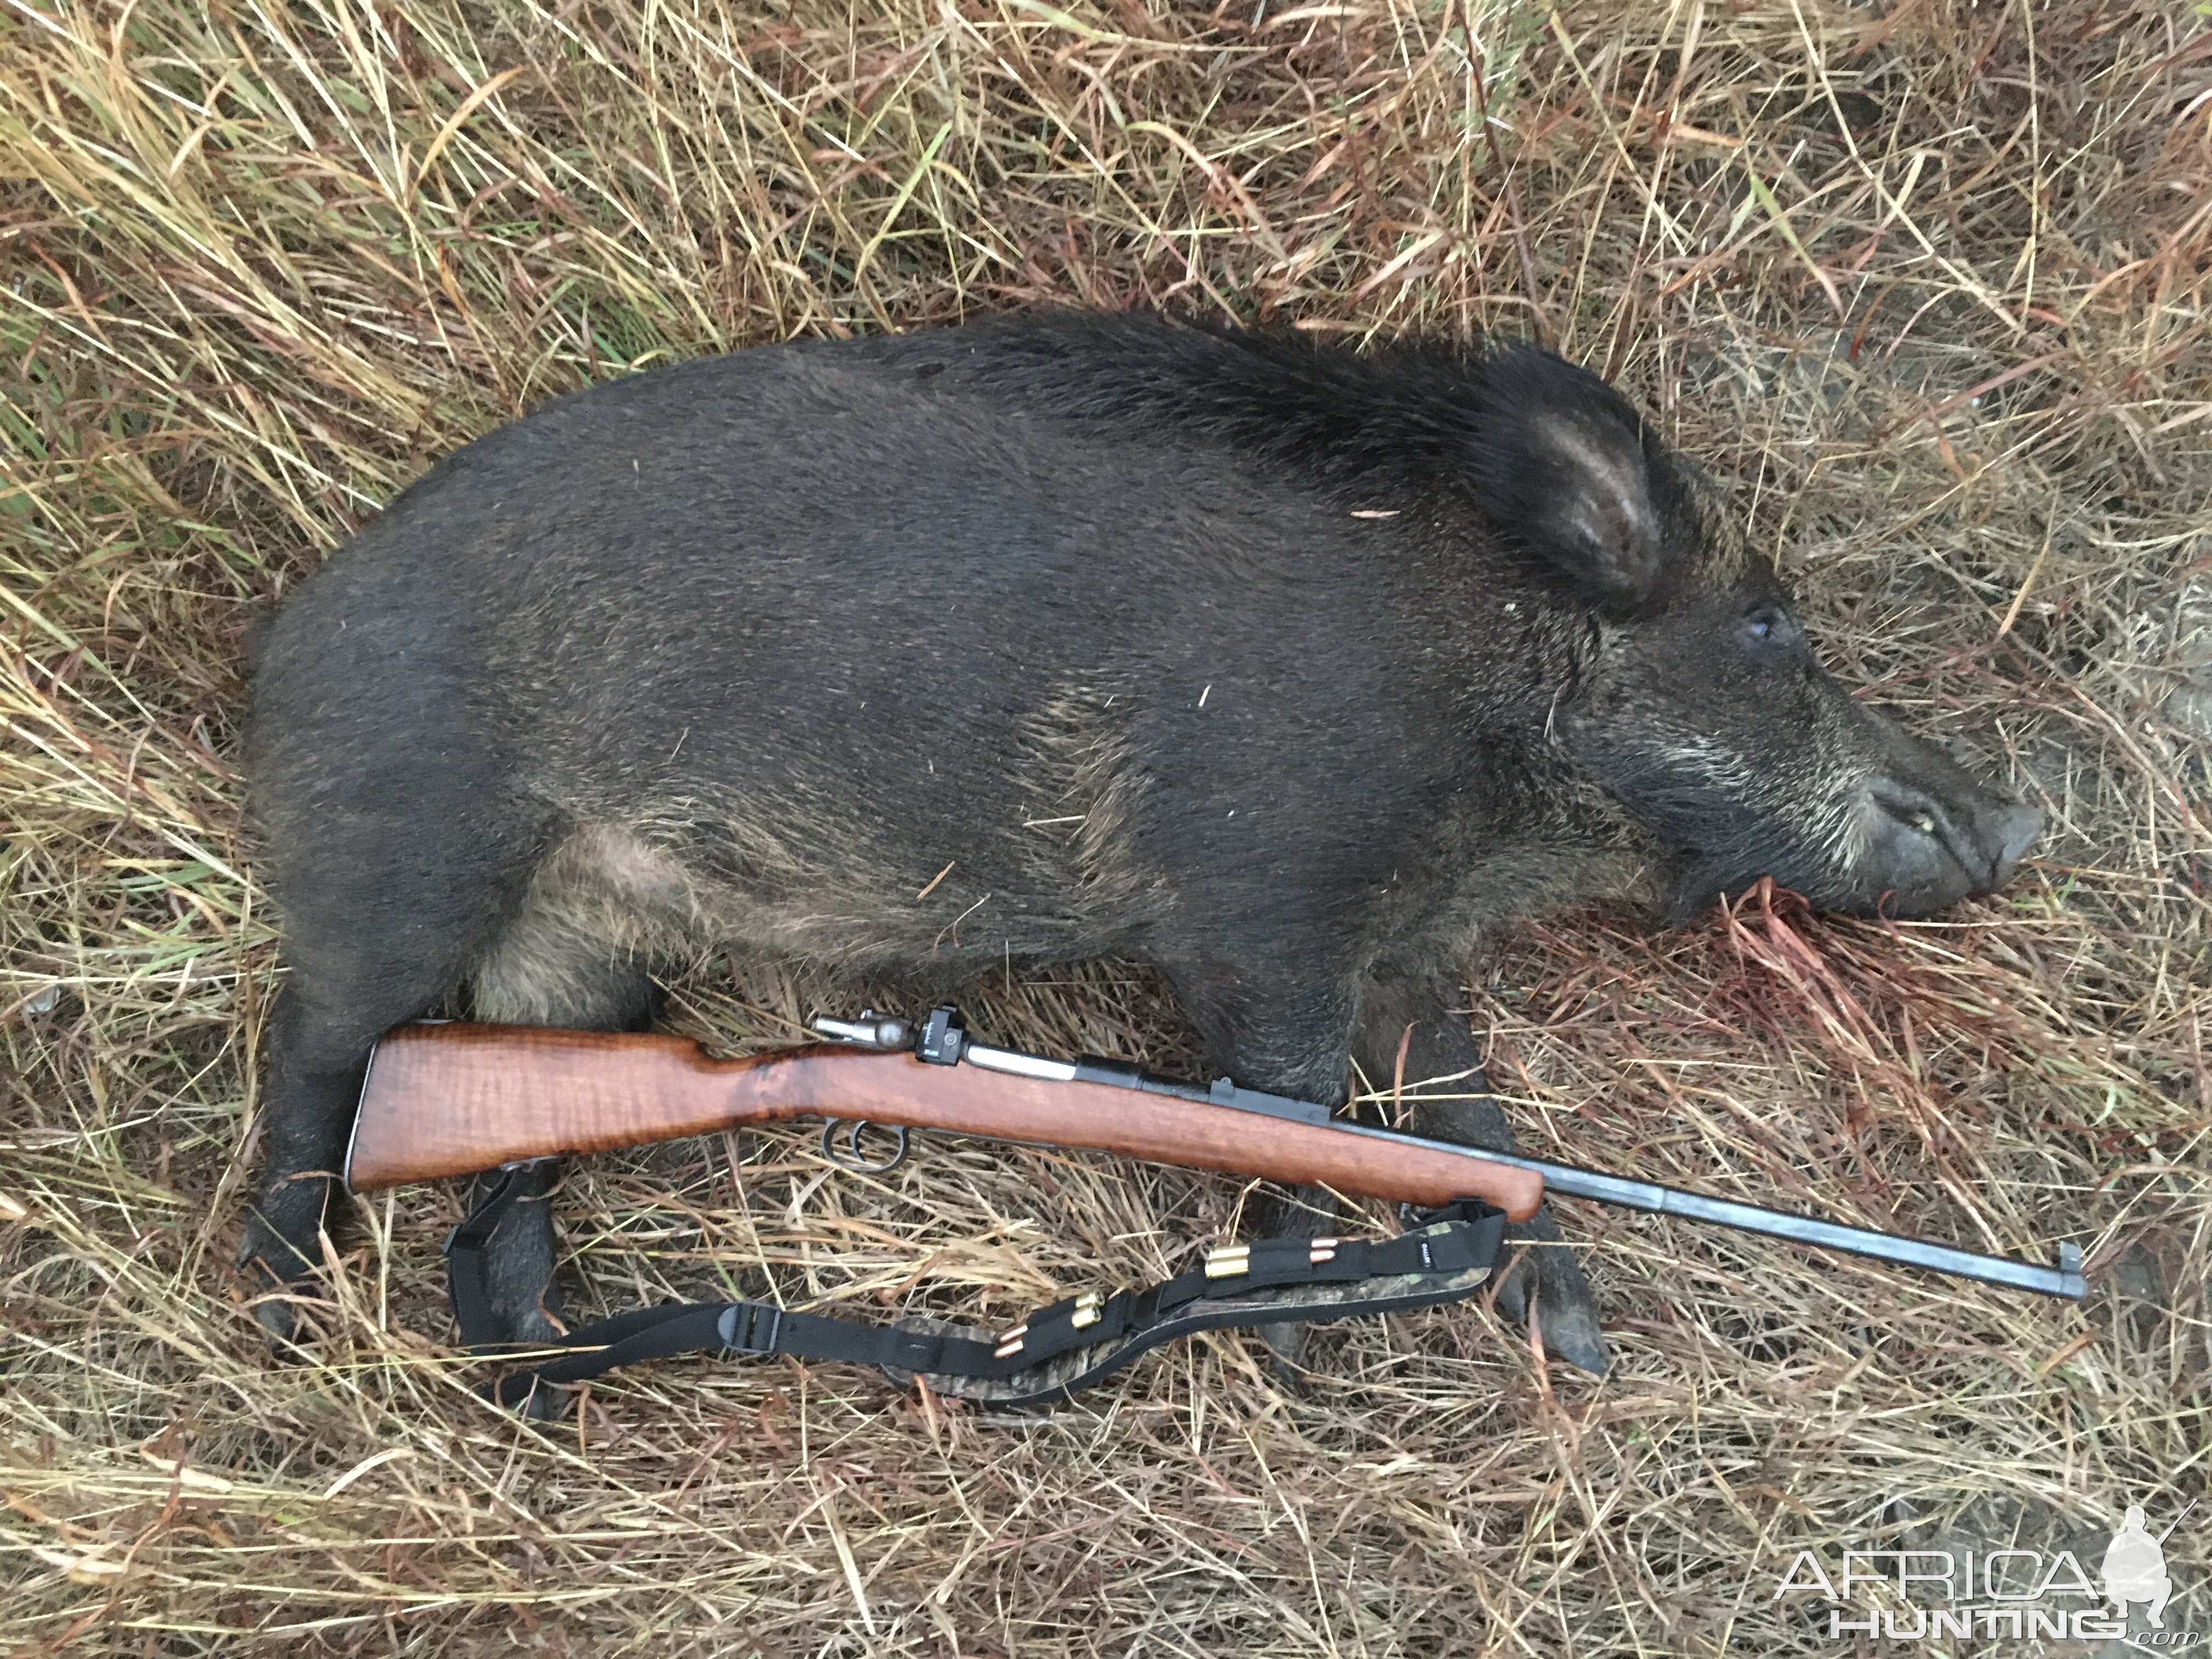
<box><xmin>499</xmin><ymin>1378</ymin><xmax>571</xmax><ymax>1423</ymax></box>
<box><xmin>1245</xmin><ymin>1182</ymin><xmax>1339</xmax><ymax>1388</ymax></box>
<box><xmin>1498</xmin><ymin>1273</ymin><xmax>1611</xmax><ymax>1379</ymax></box>
<box><xmin>1258</xmin><ymin>1321</ymin><xmax>1312</xmax><ymax>1390</ymax></box>
<box><xmin>239</xmin><ymin>1257</ymin><xmax>315</xmax><ymax>1348</ymax></box>
<box><xmin>249</xmin><ymin>1288</ymin><xmax>298</xmax><ymax>1347</ymax></box>
<box><xmin>1491</xmin><ymin>1211</ymin><xmax>1610</xmax><ymax>1377</ymax></box>
<box><xmin>239</xmin><ymin>1173</ymin><xmax>337</xmax><ymax>1348</ymax></box>
<box><xmin>238</xmin><ymin>1233</ymin><xmax>325</xmax><ymax>1350</ymax></box>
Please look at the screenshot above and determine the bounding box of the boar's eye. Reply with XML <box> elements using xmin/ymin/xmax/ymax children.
<box><xmin>1741</xmin><ymin>605</ymin><xmax>1797</xmax><ymax>648</ymax></box>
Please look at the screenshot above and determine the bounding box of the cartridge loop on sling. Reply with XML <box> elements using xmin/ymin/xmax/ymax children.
<box><xmin>1205</xmin><ymin>1243</ymin><xmax>1252</xmax><ymax>1279</ymax></box>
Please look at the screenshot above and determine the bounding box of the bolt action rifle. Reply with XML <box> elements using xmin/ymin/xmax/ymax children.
<box><xmin>343</xmin><ymin>1008</ymin><xmax>2086</xmax><ymax>1410</ymax></box>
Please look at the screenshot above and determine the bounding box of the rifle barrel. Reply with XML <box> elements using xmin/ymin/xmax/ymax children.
<box><xmin>1434</xmin><ymin>1141</ymin><xmax>2087</xmax><ymax>1300</ymax></box>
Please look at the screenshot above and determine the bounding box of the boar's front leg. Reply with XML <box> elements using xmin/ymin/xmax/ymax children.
<box><xmin>1160</xmin><ymin>956</ymin><xmax>1367</xmax><ymax>1382</ymax></box>
<box><xmin>1351</xmin><ymin>970</ymin><xmax>1611</xmax><ymax>1378</ymax></box>
<box><xmin>1158</xmin><ymin>949</ymin><xmax>1363</xmax><ymax>1223</ymax></box>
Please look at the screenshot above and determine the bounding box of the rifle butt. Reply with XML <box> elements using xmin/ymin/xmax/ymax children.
<box><xmin>345</xmin><ymin>1022</ymin><xmax>780</xmax><ymax>1189</ymax></box>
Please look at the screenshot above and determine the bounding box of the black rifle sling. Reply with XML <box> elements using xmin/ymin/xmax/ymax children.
<box><xmin>445</xmin><ymin>1172</ymin><xmax>1508</xmax><ymax>1412</ymax></box>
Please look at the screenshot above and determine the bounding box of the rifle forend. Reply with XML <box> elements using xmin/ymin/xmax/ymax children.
<box><xmin>343</xmin><ymin>1020</ymin><xmax>1549</xmax><ymax>1221</ymax></box>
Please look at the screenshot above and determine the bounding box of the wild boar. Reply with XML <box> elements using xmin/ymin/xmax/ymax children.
<box><xmin>239</xmin><ymin>312</ymin><xmax>2042</xmax><ymax>1378</ymax></box>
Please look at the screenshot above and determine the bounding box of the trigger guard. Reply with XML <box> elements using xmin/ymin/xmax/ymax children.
<box><xmin>819</xmin><ymin>1118</ymin><xmax>910</xmax><ymax>1175</ymax></box>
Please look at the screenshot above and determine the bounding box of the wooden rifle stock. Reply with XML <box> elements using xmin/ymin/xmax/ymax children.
<box><xmin>345</xmin><ymin>1022</ymin><xmax>1545</xmax><ymax>1222</ymax></box>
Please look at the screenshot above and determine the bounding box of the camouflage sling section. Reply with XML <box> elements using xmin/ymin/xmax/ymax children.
<box><xmin>443</xmin><ymin>1167</ymin><xmax>1507</xmax><ymax>1412</ymax></box>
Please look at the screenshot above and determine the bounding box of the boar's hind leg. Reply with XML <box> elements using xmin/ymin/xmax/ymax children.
<box><xmin>1350</xmin><ymin>973</ymin><xmax>1611</xmax><ymax>1378</ymax></box>
<box><xmin>240</xmin><ymin>802</ymin><xmax>567</xmax><ymax>1345</ymax></box>
<box><xmin>241</xmin><ymin>887</ymin><xmax>524</xmax><ymax>1344</ymax></box>
<box><xmin>241</xmin><ymin>983</ymin><xmax>404</xmax><ymax>1342</ymax></box>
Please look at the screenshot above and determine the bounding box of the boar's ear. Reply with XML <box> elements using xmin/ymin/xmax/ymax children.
<box><xmin>1469</xmin><ymin>345</ymin><xmax>1675</xmax><ymax>608</ymax></box>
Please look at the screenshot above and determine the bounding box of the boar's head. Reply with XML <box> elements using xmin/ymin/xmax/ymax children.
<box><xmin>1470</xmin><ymin>345</ymin><xmax>2042</xmax><ymax>921</ymax></box>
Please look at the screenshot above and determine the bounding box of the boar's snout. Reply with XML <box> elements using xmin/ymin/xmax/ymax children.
<box><xmin>1848</xmin><ymin>725</ymin><xmax>2043</xmax><ymax>916</ymax></box>
<box><xmin>1562</xmin><ymin>620</ymin><xmax>2046</xmax><ymax>924</ymax></box>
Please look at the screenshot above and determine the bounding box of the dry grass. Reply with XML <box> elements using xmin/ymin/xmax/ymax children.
<box><xmin>3</xmin><ymin>0</ymin><xmax>2210</xmax><ymax>1651</ymax></box>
